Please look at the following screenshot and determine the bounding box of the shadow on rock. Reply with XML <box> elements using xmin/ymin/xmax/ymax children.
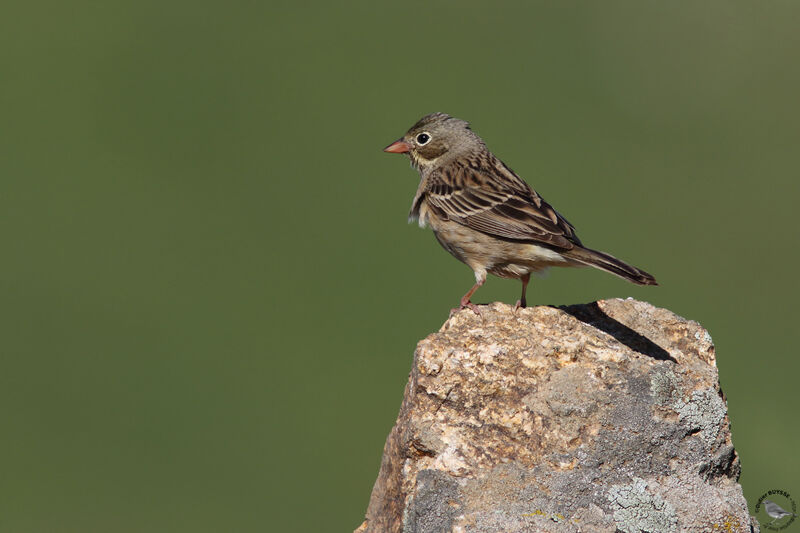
<box><xmin>558</xmin><ymin>302</ymin><xmax>676</xmax><ymax>362</ymax></box>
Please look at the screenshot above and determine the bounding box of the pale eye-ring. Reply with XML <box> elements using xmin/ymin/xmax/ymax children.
<box><xmin>416</xmin><ymin>132</ymin><xmax>431</xmax><ymax>145</ymax></box>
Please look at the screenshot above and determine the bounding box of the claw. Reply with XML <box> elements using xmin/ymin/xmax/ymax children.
<box><xmin>450</xmin><ymin>300</ymin><xmax>481</xmax><ymax>317</ymax></box>
<box><xmin>463</xmin><ymin>301</ymin><xmax>482</xmax><ymax>315</ymax></box>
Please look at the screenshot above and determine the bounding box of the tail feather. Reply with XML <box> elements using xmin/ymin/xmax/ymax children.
<box><xmin>566</xmin><ymin>247</ymin><xmax>657</xmax><ymax>286</ymax></box>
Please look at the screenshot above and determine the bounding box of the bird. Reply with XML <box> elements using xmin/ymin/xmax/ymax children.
<box><xmin>763</xmin><ymin>499</ymin><xmax>796</xmax><ymax>523</ymax></box>
<box><xmin>384</xmin><ymin>112</ymin><xmax>657</xmax><ymax>313</ymax></box>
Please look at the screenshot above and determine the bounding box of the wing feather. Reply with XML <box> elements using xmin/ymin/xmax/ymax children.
<box><xmin>422</xmin><ymin>156</ymin><xmax>582</xmax><ymax>250</ymax></box>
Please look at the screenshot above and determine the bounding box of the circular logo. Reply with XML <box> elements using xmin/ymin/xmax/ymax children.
<box><xmin>756</xmin><ymin>490</ymin><xmax>797</xmax><ymax>531</ymax></box>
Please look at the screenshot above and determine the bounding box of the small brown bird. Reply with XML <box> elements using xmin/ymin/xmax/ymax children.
<box><xmin>384</xmin><ymin>112</ymin><xmax>657</xmax><ymax>313</ymax></box>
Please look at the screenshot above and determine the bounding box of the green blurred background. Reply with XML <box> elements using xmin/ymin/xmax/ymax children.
<box><xmin>1</xmin><ymin>1</ymin><xmax>798</xmax><ymax>531</ymax></box>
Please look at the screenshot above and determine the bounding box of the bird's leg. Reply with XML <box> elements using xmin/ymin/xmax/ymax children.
<box><xmin>454</xmin><ymin>271</ymin><xmax>485</xmax><ymax>316</ymax></box>
<box><xmin>514</xmin><ymin>273</ymin><xmax>530</xmax><ymax>311</ymax></box>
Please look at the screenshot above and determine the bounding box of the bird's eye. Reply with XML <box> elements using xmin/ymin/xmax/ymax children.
<box><xmin>416</xmin><ymin>132</ymin><xmax>431</xmax><ymax>145</ymax></box>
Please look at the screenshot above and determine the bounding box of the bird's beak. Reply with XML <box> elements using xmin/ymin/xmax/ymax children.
<box><xmin>383</xmin><ymin>139</ymin><xmax>411</xmax><ymax>154</ymax></box>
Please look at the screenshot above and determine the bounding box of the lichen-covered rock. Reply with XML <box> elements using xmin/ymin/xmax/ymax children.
<box><xmin>356</xmin><ymin>299</ymin><xmax>757</xmax><ymax>533</ymax></box>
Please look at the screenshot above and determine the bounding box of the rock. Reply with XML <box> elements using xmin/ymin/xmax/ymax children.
<box><xmin>356</xmin><ymin>299</ymin><xmax>757</xmax><ymax>533</ymax></box>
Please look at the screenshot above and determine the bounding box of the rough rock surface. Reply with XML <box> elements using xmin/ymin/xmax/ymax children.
<box><xmin>356</xmin><ymin>299</ymin><xmax>756</xmax><ymax>533</ymax></box>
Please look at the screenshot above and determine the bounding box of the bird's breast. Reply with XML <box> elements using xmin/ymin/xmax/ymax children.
<box><xmin>415</xmin><ymin>201</ymin><xmax>431</xmax><ymax>228</ymax></box>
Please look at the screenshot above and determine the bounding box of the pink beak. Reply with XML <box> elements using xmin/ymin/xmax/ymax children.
<box><xmin>383</xmin><ymin>139</ymin><xmax>411</xmax><ymax>153</ymax></box>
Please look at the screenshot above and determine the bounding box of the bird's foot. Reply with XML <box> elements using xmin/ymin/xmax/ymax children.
<box><xmin>450</xmin><ymin>298</ymin><xmax>481</xmax><ymax>317</ymax></box>
<box><xmin>464</xmin><ymin>302</ymin><xmax>482</xmax><ymax>315</ymax></box>
<box><xmin>513</xmin><ymin>299</ymin><xmax>527</xmax><ymax>313</ymax></box>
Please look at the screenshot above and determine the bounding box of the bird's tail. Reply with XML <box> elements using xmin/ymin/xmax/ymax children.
<box><xmin>566</xmin><ymin>247</ymin><xmax>658</xmax><ymax>286</ymax></box>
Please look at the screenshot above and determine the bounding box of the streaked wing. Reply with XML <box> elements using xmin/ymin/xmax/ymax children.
<box><xmin>424</xmin><ymin>156</ymin><xmax>581</xmax><ymax>250</ymax></box>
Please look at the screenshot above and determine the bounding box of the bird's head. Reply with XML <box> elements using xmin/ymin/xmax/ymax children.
<box><xmin>384</xmin><ymin>112</ymin><xmax>484</xmax><ymax>171</ymax></box>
